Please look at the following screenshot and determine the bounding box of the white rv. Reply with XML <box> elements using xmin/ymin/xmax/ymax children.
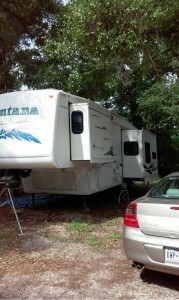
<box><xmin>0</xmin><ymin>89</ymin><xmax>158</xmax><ymax>195</ymax></box>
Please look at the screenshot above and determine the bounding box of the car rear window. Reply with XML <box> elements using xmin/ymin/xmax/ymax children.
<box><xmin>149</xmin><ymin>177</ymin><xmax>179</xmax><ymax>199</ymax></box>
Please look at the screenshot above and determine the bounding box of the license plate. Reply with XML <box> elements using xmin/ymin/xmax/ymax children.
<box><xmin>165</xmin><ymin>248</ymin><xmax>179</xmax><ymax>264</ymax></box>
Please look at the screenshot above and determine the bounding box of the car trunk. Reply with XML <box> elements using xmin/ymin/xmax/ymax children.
<box><xmin>137</xmin><ymin>198</ymin><xmax>179</xmax><ymax>239</ymax></box>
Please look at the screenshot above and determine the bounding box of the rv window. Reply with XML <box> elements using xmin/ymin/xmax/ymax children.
<box><xmin>145</xmin><ymin>142</ymin><xmax>151</xmax><ymax>163</ymax></box>
<box><xmin>124</xmin><ymin>141</ymin><xmax>139</xmax><ymax>156</ymax></box>
<box><xmin>152</xmin><ymin>152</ymin><xmax>157</xmax><ymax>160</ymax></box>
<box><xmin>71</xmin><ymin>110</ymin><xmax>83</xmax><ymax>134</ymax></box>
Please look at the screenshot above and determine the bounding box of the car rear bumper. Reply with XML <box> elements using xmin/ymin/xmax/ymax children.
<box><xmin>123</xmin><ymin>226</ymin><xmax>179</xmax><ymax>276</ymax></box>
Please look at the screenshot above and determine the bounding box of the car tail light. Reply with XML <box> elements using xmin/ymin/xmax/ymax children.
<box><xmin>124</xmin><ymin>202</ymin><xmax>139</xmax><ymax>228</ymax></box>
<box><xmin>170</xmin><ymin>207</ymin><xmax>179</xmax><ymax>210</ymax></box>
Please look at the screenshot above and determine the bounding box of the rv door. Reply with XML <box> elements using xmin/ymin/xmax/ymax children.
<box><xmin>70</xmin><ymin>103</ymin><xmax>90</xmax><ymax>160</ymax></box>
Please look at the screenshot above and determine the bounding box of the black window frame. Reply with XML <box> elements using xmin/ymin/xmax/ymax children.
<box><xmin>124</xmin><ymin>141</ymin><xmax>139</xmax><ymax>156</ymax></box>
<box><xmin>71</xmin><ymin>110</ymin><xmax>84</xmax><ymax>134</ymax></box>
<box><xmin>145</xmin><ymin>142</ymin><xmax>151</xmax><ymax>163</ymax></box>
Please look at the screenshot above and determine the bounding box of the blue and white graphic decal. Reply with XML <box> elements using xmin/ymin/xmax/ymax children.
<box><xmin>0</xmin><ymin>129</ymin><xmax>41</xmax><ymax>144</ymax></box>
<box><xmin>104</xmin><ymin>146</ymin><xmax>114</xmax><ymax>156</ymax></box>
<box><xmin>144</xmin><ymin>163</ymin><xmax>157</xmax><ymax>174</ymax></box>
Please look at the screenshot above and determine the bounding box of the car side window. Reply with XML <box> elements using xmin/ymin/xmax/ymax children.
<box><xmin>150</xmin><ymin>178</ymin><xmax>179</xmax><ymax>199</ymax></box>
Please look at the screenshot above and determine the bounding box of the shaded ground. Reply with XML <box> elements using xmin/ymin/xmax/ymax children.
<box><xmin>0</xmin><ymin>189</ymin><xmax>179</xmax><ymax>299</ymax></box>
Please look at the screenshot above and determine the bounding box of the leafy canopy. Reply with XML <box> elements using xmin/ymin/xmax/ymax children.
<box><xmin>0</xmin><ymin>0</ymin><xmax>63</xmax><ymax>92</ymax></box>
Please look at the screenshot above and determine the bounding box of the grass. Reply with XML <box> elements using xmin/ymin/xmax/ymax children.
<box><xmin>34</xmin><ymin>252</ymin><xmax>47</xmax><ymax>259</ymax></box>
<box><xmin>29</xmin><ymin>251</ymin><xmax>47</xmax><ymax>260</ymax></box>
<box><xmin>106</xmin><ymin>232</ymin><xmax>121</xmax><ymax>241</ymax></box>
<box><xmin>134</xmin><ymin>179</ymin><xmax>160</xmax><ymax>190</ymax></box>
<box><xmin>45</xmin><ymin>213</ymin><xmax>123</xmax><ymax>250</ymax></box>
<box><xmin>86</xmin><ymin>236</ymin><xmax>101</xmax><ymax>246</ymax></box>
<box><xmin>0</xmin><ymin>230</ymin><xmax>11</xmax><ymax>242</ymax></box>
<box><xmin>105</xmin><ymin>218</ymin><xmax>120</xmax><ymax>227</ymax></box>
<box><xmin>70</xmin><ymin>232</ymin><xmax>81</xmax><ymax>242</ymax></box>
<box><xmin>66</xmin><ymin>219</ymin><xmax>93</xmax><ymax>233</ymax></box>
<box><xmin>129</xmin><ymin>179</ymin><xmax>160</xmax><ymax>200</ymax></box>
<box><xmin>51</xmin><ymin>235</ymin><xmax>71</xmax><ymax>243</ymax></box>
<box><xmin>63</xmin><ymin>216</ymin><xmax>122</xmax><ymax>249</ymax></box>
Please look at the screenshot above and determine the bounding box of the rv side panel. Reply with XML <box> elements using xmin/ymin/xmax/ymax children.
<box><xmin>90</xmin><ymin>105</ymin><xmax>112</xmax><ymax>163</ymax></box>
<box><xmin>0</xmin><ymin>90</ymin><xmax>59</xmax><ymax>168</ymax></box>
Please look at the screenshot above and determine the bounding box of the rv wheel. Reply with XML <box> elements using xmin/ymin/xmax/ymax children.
<box><xmin>117</xmin><ymin>189</ymin><xmax>129</xmax><ymax>205</ymax></box>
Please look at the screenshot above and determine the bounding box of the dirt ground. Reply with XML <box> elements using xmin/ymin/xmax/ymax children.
<box><xmin>0</xmin><ymin>192</ymin><xmax>179</xmax><ymax>299</ymax></box>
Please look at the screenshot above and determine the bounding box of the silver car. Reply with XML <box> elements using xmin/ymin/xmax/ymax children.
<box><xmin>123</xmin><ymin>172</ymin><xmax>179</xmax><ymax>276</ymax></box>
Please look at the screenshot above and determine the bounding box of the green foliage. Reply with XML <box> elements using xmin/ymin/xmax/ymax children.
<box><xmin>0</xmin><ymin>0</ymin><xmax>63</xmax><ymax>93</ymax></box>
<box><xmin>105</xmin><ymin>218</ymin><xmax>120</xmax><ymax>227</ymax></box>
<box><xmin>66</xmin><ymin>220</ymin><xmax>92</xmax><ymax>233</ymax></box>
<box><xmin>86</xmin><ymin>236</ymin><xmax>101</xmax><ymax>246</ymax></box>
<box><xmin>106</xmin><ymin>232</ymin><xmax>121</xmax><ymax>241</ymax></box>
<box><xmin>137</xmin><ymin>80</ymin><xmax>179</xmax><ymax>175</ymax></box>
<box><xmin>42</xmin><ymin>0</ymin><xmax>179</xmax><ymax>119</ymax></box>
<box><xmin>158</xmin><ymin>135</ymin><xmax>179</xmax><ymax>176</ymax></box>
<box><xmin>137</xmin><ymin>80</ymin><xmax>179</xmax><ymax>136</ymax></box>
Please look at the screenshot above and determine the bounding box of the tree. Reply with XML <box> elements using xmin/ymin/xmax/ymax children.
<box><xmin>137</xmin><ymin>79</ymin><xmax>179</xmax><ymax>175</ymax></box>
<box><xmin>42</xmin><ymin>0</ymin><xmax>179</xmax><ymax>117</ymax></box>
<box><xmin>0</xmin><ymin>0</ymin><xmax>63</xmax><ymax>92</ymax></box>
<box><xmin>137</xmin><ymin>80</ymin><xmax>179</xmax><ymax>137</ymax></box>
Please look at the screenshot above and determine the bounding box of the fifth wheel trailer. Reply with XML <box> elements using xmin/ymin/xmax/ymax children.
<box><xmin>0</xmin><ymin>89</ymin><xmax>158</xmax><ymax>195</ymax></box>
